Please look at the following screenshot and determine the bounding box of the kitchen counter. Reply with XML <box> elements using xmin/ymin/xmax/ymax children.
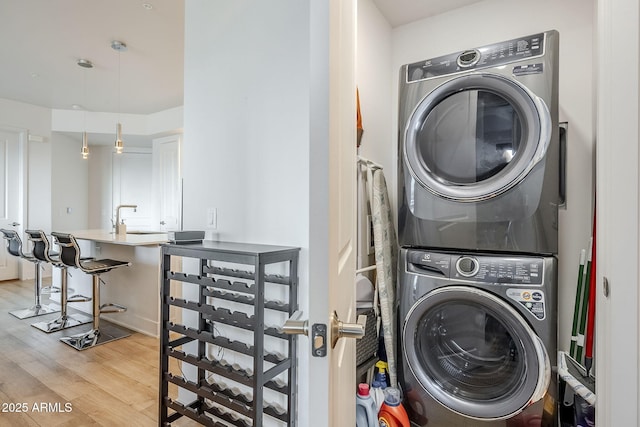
<box><xmin>65</xmin><ymin>229</ymin><xmax>168</xmax><ymax>246</ymax></box>
<box><xmin>52</xmin><ymin>229</ymin><xmax>169</xmax><ymax>337</ymax></box>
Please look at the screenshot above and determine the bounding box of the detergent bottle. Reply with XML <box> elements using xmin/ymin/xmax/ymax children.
<box><xmin>370</xmin><ymin>360</ymin><xmax>388</xmax><ymax>411</ymax></box>
<box><xmin>356</xmin><ymin>383</ymin><xmax>378</xmax><ymax>427</ymax></box>
<box><xmin>378</xmin><ymin>387</ymin><xmax>410</xmax><ymax>427</ymax></box>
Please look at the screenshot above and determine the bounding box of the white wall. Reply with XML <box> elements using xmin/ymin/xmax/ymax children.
<box><xmin>0</xmin><ymin>99</ymin><xmax>52</xmax><ymax>279</ymax></box>
<box><xmin>52</xmin><ymin>106</ymin><xmax>183</xmax><ymax>136</ymax></box>
<box><xmin>356</xmin><ymin>1</ymin><xmax>393</xmax><ymax>170</ymax></box>
<box><xmin>183</xmin><ymin>1</ymin><xmax>311</xmax><ymax>424</ymax></box>
<box><xmin>389</xmin><ymin>0</ymin><xmax>595</xmax><ymax>353</ymax></box>
<box><xmin>183</xmin><ymin>2</ymin><xmax>309</xmax><ymax>246</ymax></box>
<box><xmin>51</xmin><ymin>133</ymin><xmax>89</xmax><ymax>231</ymax></box>
<box><xmin>0</xmin><ymin>99</ymin><xmax>52</xmax><ymax>233</ymax></box>
<box><xmin>356</xmin><ymin>0</ymin><xmax>393</xmax><ymax>271</ymax></box>
<box><xmin>87</xmin><ymin>145</ymin><xmax>114</xmax><ymax>229</ymax></box>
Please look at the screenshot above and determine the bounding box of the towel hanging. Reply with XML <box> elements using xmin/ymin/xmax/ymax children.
<box><xmin>357</xmin><ymin>155</ymin><xmax>383</xmax><ymax>170</ymax></box>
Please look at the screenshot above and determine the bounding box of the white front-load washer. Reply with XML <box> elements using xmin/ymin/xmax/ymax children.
<box><xmin>397</xmin><ymin>31</ymin><xmax>560</xmax><ymax>254</ymax></box>
<box><xmin>398</xmin><ymin>248</ymin><xmax>558</xmax><ymax>426</ymax></box>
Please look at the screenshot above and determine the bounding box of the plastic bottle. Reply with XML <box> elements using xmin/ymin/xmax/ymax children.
<box><xmin>371</xmin><ymin>360</ymin><xmax>388</xmax><ymax>411</ymax></box>
<box><xmin>378</xmin><ymin>387</ymin><xmax>410</xmax><ymax>427</ymax></box>
<box><xmin>356</xmin><ymin>383</ymin><xmax>378</xmax><ymax>427</ymax></box>
<box><xmin>372</xmin><ymin>360</ymin><xmax>389</xmax><ymax>388</ymax></box>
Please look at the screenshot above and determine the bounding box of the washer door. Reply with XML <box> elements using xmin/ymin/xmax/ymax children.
<box><xmin>403</xmin><ymin>286</ymin><xmax>550</xmax><ymax>420</ymax></box>
<box><xmin>404</xmin><ymin>73</ymin><xmax>551</xmax><ymax>202</ymax></box>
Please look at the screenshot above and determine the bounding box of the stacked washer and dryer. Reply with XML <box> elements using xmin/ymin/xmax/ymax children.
<box><xmin>397</xmin><ymin>31</ymin><xmax>560</xmax><ymax>427</ymax></box>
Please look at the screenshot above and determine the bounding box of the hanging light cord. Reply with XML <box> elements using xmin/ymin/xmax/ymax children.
<box><xmin>77</xmin><ymin>58</ymin><xmax>93</xmax><ymax>159</ymax></box>
<box><xmin>117</xmin><ymin>46</ymin><xmax>121</xmax><ymax>123</ymax></box>
<box><xmin>112</xmin><ymin>40</ymin><xmax>126</xmax><ymax>154</ymax></box>
<box><xmin>83</xmin><ymin>66</ymin><xmax>87</xmax><ymax>131</ymax></box>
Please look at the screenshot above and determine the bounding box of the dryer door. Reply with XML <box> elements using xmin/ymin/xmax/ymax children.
<box><xmin>403</xmin><ymin>73</ymin><xmax>551</xmax><ymax>202</ymax></box>
<box><xmin>403</xmin><ymin>286</ymin><xmax>550</xmax><ymax>420</ymax></box>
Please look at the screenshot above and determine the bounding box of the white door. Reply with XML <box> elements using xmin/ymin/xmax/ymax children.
<box><xmin>0</xmin><ymin>128</ymin><xmax>22</xmax><ymax>280</ymax></box>
<box><xmin>595</xmin><ymin>0</ymin><xmax>640</xmax><ymax>425</ymax></box>
<box><xmin>305</xmin><ymin>1</ymin><xmax>358</xmax><ymax>425</ymax></box>
<box><xmin>328</xmin><ymin>0</ymin><xmax>358</xmax><ymax>424</ymax></box>
<box><xmin>152</xmin><ymin>135</ymin><xmax>182</xmax><ymax>231</ymax></box>
<box><xmin>112</xmin><ymin>150</ymin><xmax>153</xmax><ymax>230</ymax></box>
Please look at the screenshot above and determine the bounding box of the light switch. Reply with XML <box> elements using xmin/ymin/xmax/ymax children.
<box><xmin>206</xmin><ymin>208</ymin><xmax>217</xmax><ymax>229</ymax></box>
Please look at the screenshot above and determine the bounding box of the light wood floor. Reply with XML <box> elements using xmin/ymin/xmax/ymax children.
<box><xmin>0</xmin><ymin>278</ymin><xmax>195</xmax><ymax>427</ymax></box>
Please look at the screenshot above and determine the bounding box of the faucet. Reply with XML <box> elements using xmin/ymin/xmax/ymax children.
<box><xmin>115</xmin><ymin>204</ymin><xmax>138</xmax><ymax>235</ymax></box>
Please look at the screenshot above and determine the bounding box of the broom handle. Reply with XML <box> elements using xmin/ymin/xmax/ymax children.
<box><xmin>585</xmin><ymin>214</ymin><xmax>597</xmax><ymax>376</ymax></box>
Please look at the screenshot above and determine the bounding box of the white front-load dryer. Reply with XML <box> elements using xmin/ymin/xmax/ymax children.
<box><xmin>398</xmin><ymin>248</ymin><xmax>558</xmax><ymax>426</ymax></box>
<box><xmin>397</xmin><ymin>31</ymin><xmax>560</xmax><ymax>254</ymax></box>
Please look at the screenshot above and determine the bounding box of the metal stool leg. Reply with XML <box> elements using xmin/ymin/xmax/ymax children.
<box><xmin>60</xmin><ymin>274</ymin><xmax>129</xmax><ymax>351</ymax></box>
<box><xmin>32</xmin><ymin>267</ymin><xmax>92</xmax><ymax>333</ymax></box>
<box><xmin>10</xmin><ymin>262</ymin><xmax>60</xmax><ymax>319</ymax></box>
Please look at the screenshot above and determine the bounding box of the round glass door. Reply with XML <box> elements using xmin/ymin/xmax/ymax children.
<box><xmin>403</xmin><ymin>286</ymin><xmax>548</xmax><ymax>420</ymax></box>
<box><xmin>404</xmin><ymin>73</ymin><xmax>551</xmax><ymax>202</ymax></box>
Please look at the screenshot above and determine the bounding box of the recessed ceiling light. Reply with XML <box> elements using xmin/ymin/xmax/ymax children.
<box><xmin>71</xmin><ymin>104</ymin><xmax>85</xmax><ymax>110</ymax></box>
<box><xmin>30</xmin><ymin>72</ymin><xmax>39</xmax><ymax>78</ymax></box>
<box><xmin>111</xmin><ymin>40</ymin><xmax>128</xmax><ymax>52</ymax></box>
<box><xmin>142</xmin><ymin>3</ymin><xmax>153</xmax><ymax>10</ymax></box>
<box><xmin>77</xmin><ymin>59</ymin><xmax>94</xmax><ymax>69</ymax></box>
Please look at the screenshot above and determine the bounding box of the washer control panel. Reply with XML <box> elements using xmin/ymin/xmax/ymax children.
<box><xmin>407</xmin><ymin>250</ymin><xmax>544</xmax><ymax>285</ymax></box>
<box><xmin>406</xmin><ymin>32</ymin><xmax>545</xmax><ymax>82</ymax></box>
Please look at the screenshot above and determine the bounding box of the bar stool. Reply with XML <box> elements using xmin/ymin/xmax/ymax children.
<box><xmin>25</xmin><ymin>230</ymin><xmax>93</xmax><ymax>333</ymax></box>
<box><xmin>52</xmin><ymin>232</ymin><xmax>131</xmax><ymax>350</ymax></box>
<box><xmin>0</xmin><ymin>228</ymin><xmax>60</xmax><ymax>319</ymax></box>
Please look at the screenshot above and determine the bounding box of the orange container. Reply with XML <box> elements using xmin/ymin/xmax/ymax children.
<box><xmin>378</xmin><ymin>388</ymin><xmax>410</xmax><ymax>427</ymax></box>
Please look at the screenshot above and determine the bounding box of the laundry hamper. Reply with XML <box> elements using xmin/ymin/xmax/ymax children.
<box><xmin>356</xmin><ymin>307</ymin><xmax>378</xmax><ymax>368</ymax></box>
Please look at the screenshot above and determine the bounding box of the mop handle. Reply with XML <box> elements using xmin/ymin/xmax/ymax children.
<box><xmin>576</xmin><ymin>237</ymin><xmax>593</xmax><ymax>363</ymax></box>
<box><xmin>569</xmin><ymin>249</ymin><xmax>586</xmax><ymax>358</ymax></box>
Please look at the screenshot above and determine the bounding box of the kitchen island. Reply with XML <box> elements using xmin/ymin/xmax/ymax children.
<box><xmin>52</xmin><ymin>229</ymin><xmax>168</xmax><ymax>337</ymax></box>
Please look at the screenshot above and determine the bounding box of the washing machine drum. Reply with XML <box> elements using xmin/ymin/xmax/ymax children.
<box><xmin>404</xmin><ymin>73</ymin><xmax>551</xmax><ymax>202</ymax></box>
<box><xmin>403</xmin><ymin>286</ymin><xmax>550</xmax><ymax>420</ymax></box>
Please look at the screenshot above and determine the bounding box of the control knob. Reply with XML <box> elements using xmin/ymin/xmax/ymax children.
<box><xmin>456</xmin><ymin>256</ymin><xmax>479</xmax><ymax>277</ymax></box>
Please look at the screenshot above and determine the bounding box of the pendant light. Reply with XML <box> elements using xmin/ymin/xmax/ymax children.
<box><xmin>77</xmin><ymin>58</ymin><xmax>93</xmax><ymax>159</ymax></box>
<box><xmin>81</xmin><ymin>131</ymin><xmax>90</xmax><ymax>159</ymax></box>
<box><xmin>111</xmin><ymin>40</ymin><xmax>127</xmax><ymax>154</ymax></box>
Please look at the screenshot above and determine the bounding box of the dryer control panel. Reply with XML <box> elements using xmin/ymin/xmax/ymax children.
<box><xmin>406</xmin><ymin>32</ymin><xmax>545</xmax><ymax>82</ymax></box>
<box><xmin>406</xmin><ymin>250</ymin><xmax>544</xmax><ymax>285</ymax></box>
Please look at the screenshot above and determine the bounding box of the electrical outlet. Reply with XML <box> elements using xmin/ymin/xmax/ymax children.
<box><xmin>206</xmin><ymin>208</ymin><xmax>217</xmax><ymax>229</ymax></box>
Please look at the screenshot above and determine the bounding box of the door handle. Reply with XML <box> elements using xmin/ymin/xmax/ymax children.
<box><xmin>160</xmin><ymin>221</ymin><xmax>166</xmax><ymax>225</ymax></box>
<box><xmin>330</xmin><ymin>311</ymin><xmax>366</xmax><ymax>349</ymax></box>
<box><xmin>280</xmin><ymin>310</ymin><xmax>309</xmax><ymax>336</ymax></box>
<box><xmin>11</xmin><ymin>222</ymin><xmax>20</xmax><ymax>227</ymax></box>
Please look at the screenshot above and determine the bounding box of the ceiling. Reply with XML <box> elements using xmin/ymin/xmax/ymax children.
<box><xmin>372</xmin><ymin>0</ymin><xmax>485</xmax><ymax>28</ymax></box>
<box><xmin>0</xmin><ymin>0</ymin><xmax>184</xmax><ymax>115</ymax></box>
<box><xmin>0</xmin><ymin>0</ymin><xmax>481</xmax><ymax>118</ymax></box>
